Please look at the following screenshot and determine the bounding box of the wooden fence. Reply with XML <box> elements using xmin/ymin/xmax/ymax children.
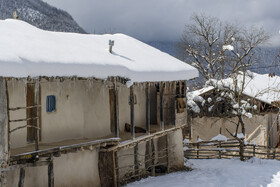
<box><xmin>184</xmin><ymin>139</ymin><xmax>280</xmax><ymax>160</ymax></box>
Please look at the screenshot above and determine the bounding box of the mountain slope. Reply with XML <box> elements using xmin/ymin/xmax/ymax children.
<box><xmin>0</xmin><ymin>0</ymin><xmax>86</xmax><ymax>33</ymax></box>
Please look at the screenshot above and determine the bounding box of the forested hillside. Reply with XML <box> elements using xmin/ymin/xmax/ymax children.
<box><xmin>0</xmin><ymin>0</ymin><xmax>86</xmax><ymax>33</ymax></box>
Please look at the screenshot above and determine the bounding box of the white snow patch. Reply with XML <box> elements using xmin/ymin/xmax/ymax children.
<box><xmin>223</xmin><ymin>44</ymin><xmax>234</xmax><ymax>51</ymax></box>
<box><xmin>0</xmin><ymin>19</ymin><xmax>198</xmax><ymax>82</ymax></box>
<box><xmin>237</xmin><ymin>133</ymin><xmax>245</xmax><ymax>139</ymax></box>
<box><xmin>183</xmin><ymin>139</ymin><xmax>190</xmax><ymax>144</ymax></box>
<box><xmin>197</xmin><ymin>138</ymin><xmax>203</xmax><ymax>142</ymax></box>
<box><xmin>210</xmin><ymin>134</ymin><xmax>227</xmax><ymax>142</ymax></box>
<box><xmin>126</xmin><ymin>158</ymin><xmax>280</xmax><ymax>187</ymax></box>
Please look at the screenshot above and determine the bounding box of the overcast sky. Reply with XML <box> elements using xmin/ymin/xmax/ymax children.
<box><xmin>43</xmin><ymin>0</ymin><xmax>280</xmax><ymax>46</ymax></box>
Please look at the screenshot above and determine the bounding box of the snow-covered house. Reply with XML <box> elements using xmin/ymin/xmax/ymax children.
<box><xmin>187</xmin><ymin>72</ymin><xmax>280</xmax><ymax>148</ymax></box>
<box><xmin>0</xmin><ymin>19</ymin><xmax>198</xmax><ymax>186</ymax></box>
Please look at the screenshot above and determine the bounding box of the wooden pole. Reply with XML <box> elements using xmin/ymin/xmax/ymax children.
<box><xmin>4</xmin><ymin>79</ymin><xmax>10</xmax><ymax>161</ymax></box>
<box><xmin>35</xmin><ymin>80</ymin><xmax>40</xmax><ymax>151</ymax></box>
<box><xmin>130</xmin><ymin>86</ymin><xmax>135</xmax><ymax>139</ymax></box>
<box><xmin>134</xmin><ymin>143</ymin><xmax>139</xmax><ymax>179</ymax></box>
<box><xmin>113</xmin><ymin>151</ymin><xmax>119</xmax><ymax>187</ymax></box>
<box><xmin>166</xmin><ymin>135</ymin><xmax>169</xmax><ymax>173</ymax></box>
<box><xmin>151</xmin><ymin>139</ymin><xmax>155</xmax><ymax>176</ymax></box>
<box><xmin>218</xmin><ymin>142</ymin><xmax>221</xmax><ymax>159</ymax></box>
<box><xmin>48</xmin><ymin>156</ymin><xmax>54</xmax><ymax>187</ymax></box>
<box><xmin>18</xmin><ymin>168</ymin><xmax>25</xmax><ymax>187</ymax></box>
<box><xmin>160</xmin><ymin>83</ymin><xmax>164</xmax><ymax>131</ymax></box>
<box><xmin>113</xmin><ymin>79</ymin><xmax>119</xmax><ymax>137</ymax></box>
<box><xmin>146</xmin><ymin>83</ymin><xmax>150</xmax><ymax>134</ymax></box>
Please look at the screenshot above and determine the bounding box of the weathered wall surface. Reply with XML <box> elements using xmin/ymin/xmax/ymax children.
<box><xmin>191</xmin><ymin>114</ymin><xmax>279</xmax><ymax>147</ymax></box>
<box><xmin>40</xmin><ymin>79</ymin><xmax>111</xmax><ymax>143</ymax></box>
<box><xmin>9</xmin><ymin>79</ymin><xmax>149</xmax><ymax>148</ymax></box>
<box><xmin>8</xmin><ymin>79</ymin><xmax>28</xmax><ymax>148</ymax></box>
<box><xmin>118</xmin><ymin>84</ymin><xmax>146</xmax><ymax>132</ymax></box>
<box><xmin>7</xmin><ymin>149</ymin><xmax>100</xmax><ymax>187</ymax></box>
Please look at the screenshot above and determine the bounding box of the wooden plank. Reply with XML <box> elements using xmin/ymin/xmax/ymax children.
<box><xmin>99</xmin><ymin>151</ymin><xmax>115</xmax><ymax>187</ymax></box>
<box><xmin>18</xmin><ymin>168</ymin><xmax>25</xmax><ymax>187</ymax></box>
<box><xmin>11</xmin><ymin>138</ymin><xmax>120</xmax><ymax>163</ymax></box>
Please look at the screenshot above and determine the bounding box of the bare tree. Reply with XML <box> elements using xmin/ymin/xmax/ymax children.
<box><xmin>177</xmin><ymin>13</ymin><xmax>270</xmax><ymax>81</ymax></box>
<box><xmin>183</xmin><ymin>14</ymin><xmax>271</xmax><ymax>160</ymax></box>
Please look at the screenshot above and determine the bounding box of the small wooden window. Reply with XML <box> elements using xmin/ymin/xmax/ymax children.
<box><xmin>46</xmin><ymin>95</ymin><xmax>56</xmax><ymax>112</ymax></box>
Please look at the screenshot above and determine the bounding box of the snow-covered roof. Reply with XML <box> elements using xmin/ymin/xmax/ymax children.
<box><xmin>0</xmin><ymin>19</ymin><xmax>198</xmax><ymax>83</ymax></box>
<box><xmin>189</xmin><ymin>72</ymin><xmax>280</xmax><ymax>105</ymax></box>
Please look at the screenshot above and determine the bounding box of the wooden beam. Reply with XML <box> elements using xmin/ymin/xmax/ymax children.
<box><xmin>146</xmin><ymin>83</ymin><xmax>150</xmax><ymax>134</ymax></box>
<box><xmin>18</xmin><ymin>168</ymin><xmax>25</xmax><ymax>187</ymax></box>
<box><xmin>130</xmin><ymin>86</ymin><xmax>135</xmax><ymax>138</ymax></box>
<box><xmin>0</xmin><ymin>161</ymin><xmax>50</xmax><ymax>172</ymax></box>
<box><xmin>106</xmin><ymin>124</ymin><xmax>186</xmax><ymax>152</ymax></box>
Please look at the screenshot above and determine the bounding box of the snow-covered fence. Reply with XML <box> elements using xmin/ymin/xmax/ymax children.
<box><xmin>184</xmin><ymin>139</ymin><xmax>280</xmax><ymax>160</ymax></box>
<box><xmin>99</xmin><ymin>126</ymin><xmax>185</xmax><ymax>186</ymax></box>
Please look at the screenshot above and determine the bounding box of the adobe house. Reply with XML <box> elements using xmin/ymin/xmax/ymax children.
<box><xmin>187</xmin><ymin>72</ymin><xmax>280</xmax><ymax>148</ymax></box>
<box><xmin>0</xmin><ymin>20</ymin><xmax>198</xmax><ymax>186</ymax></box>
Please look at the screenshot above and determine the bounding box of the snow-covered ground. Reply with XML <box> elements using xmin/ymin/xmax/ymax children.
<box><xmin>126</xmin><ymin>158</ymin><xmax>280</xmax><ymax>187</ymax></box>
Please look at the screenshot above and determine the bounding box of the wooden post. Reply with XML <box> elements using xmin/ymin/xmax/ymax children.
<box><xmin>0</xmin><ymin>78</ymin><xmax>9</xmax><ymax>187</ymax></box>
<box><xmin>113</xmin><ymin>79</ymin><xmax>119</xmax><ymax>137</ymax></box>
<box><xmin>273</xmin><ymin>149</ymin><xmax>276</xmax><ymax>159</ymax></box>
<box><xmin>134</xmin><ymin>143</ymin><xmax>139</xmax><ymax>179</ymax></box>
<box><xmin>99</xmin><ymin>151</ymin><xmax>117</xmax><ymax>187</ymax></box>
<box><xmin>18</xmin><ymin>168</ymin><xmax>25</xmax><ymax>187</ymax></box>
<box><xmin>179</xmin><ymin>81</ymin><xmax>182</xmax><ymax>97</ymax></box>
<box><xmin>4</xmin><ymin>79</ymin><xmax>10</xmax><ymax>161</ymax></box>
<box><xmin>218</xmin><ymin>142</ymin><xmax>221</xmax><ymax>159</ymax></box>
<box><xmin>48</xmin><ymin>156</ymin><xmax>54</xmax><ymax>187</ymax></box>
<box><xmin>197</xmin><ymin>143</ymin><xmax>199</xmax><ymax>159</ymax></box>
<box><xmin>35</xmin><ymin>80</ymin><xmax>40</xmax><ymax>150</ymax></box>
<box><xmin>151</xmin><ymin>139</ymin><xmax>155</xmax><ymax>176</ymax></box>
<box><xmin>166</xmin><ymin>135</ymin><xmax>169</xmax><ymax>173</ymax></box>
<box><xmin>253</xmin><ymin>145</ymin><xmax>256</xmax><ymax>157</ymax></box>
<box><xmin>146</xmin><ymin>83</ymin><xmax>150</xmax><ymax>134</ymax></box>
<box><xmin>160</xmin><ymin>83</ymin><xmax>164</xmax><ymax>131</ymax></box>
<box><xmin>130</xmin><ymin>86</ymin><xmax>135</xmax><ymax>138</ymax></box>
